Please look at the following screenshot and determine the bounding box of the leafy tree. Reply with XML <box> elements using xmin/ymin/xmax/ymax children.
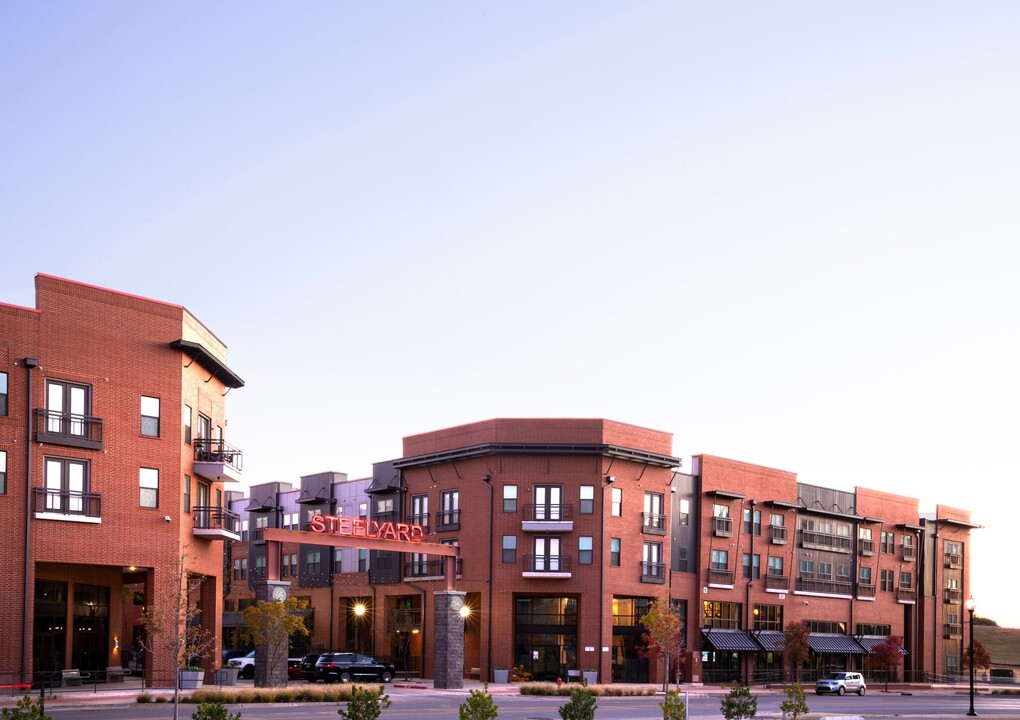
<box><xmin>233</xmin><ymin>597</ymin><xmax>309</xmax><ymax>687</ymax></box>
<box><xmin>639</xmin><ymin>596</ymin><xmax>685</xmax><ymax>691</ymax></box>
<box><xmin>459</xmin><ymin>683</ymin><xmax>499</xmax><ymax>720</ymax></box>
<box><xmin>962</xmin><ymin>639</ymin><xmax>992</xmax><ymax>673</ymax></box>
<box><xmin>1</xmin><ymin>695</ymin><xmax>51</xmax><ymax>720</ymax></box>
<box><xmin>139</xmin><ymin>552</ymin><xmax>218</xmax><ymax>720</ymax></box>
<box><xmin>558</xmin><ymin>684</ymin><xmax>597</xmax><ymax>720</ymax></box>
<box><xmin>659</xmin><ymin>688</ymin><xmax>687</xmax><ymax>720</ymax></box>
<box><xmin>779</xmin><ymin>681</ymin><xmax>809</xmax><ymax>720</ymax></box>
<box><xmin>338</xmin><ymin>686</ymin><xmax>390</xmax><ymax>720</ymax></box>
<box><xmin>720</xmin><ymin>683</ymin><xmax>757</xmax><ymax>720</ymax></box>
<box><xmin>972</xmin><ymin>616</ymin><xmax>998</xmax><ymax>627</ymax></box>
<box><xmin>780</xmin><ymin>622</ymin><xmax>810</xmax><ymax>681</ymax></box>
<box><xmin>191</xmin><ymin>702</ymin><xmax>242</xmax><ymax>720</ymax></box>
<box><xmin>871</xmin><ymin>635</ymin><xmax>904</xmax><ymax>691</ymax></box>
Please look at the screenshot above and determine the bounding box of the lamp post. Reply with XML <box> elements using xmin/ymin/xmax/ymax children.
<box><xmin>966</xmin><ymin>595</ymin><xmax>977</xmax><ymax>717</ymax></box>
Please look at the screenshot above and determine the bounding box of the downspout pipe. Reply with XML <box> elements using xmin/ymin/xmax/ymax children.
<box><xmin>482</xmin><ymin>475</ymin><xmax>493</xmax><ymax>682</ymax></box>
<box><xmin>22</xmin><ymin>357</ymin><xmax>38</xmax><ymax>683</ymax></box>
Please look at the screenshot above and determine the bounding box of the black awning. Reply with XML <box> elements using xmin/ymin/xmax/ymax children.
<box><xmin>858</xmin><ymin>636</ymin><xmax>908</xmax><ymax>655</ymax></box>
<box><xmin>754</xmin><ymin>631</ymin><xmax>785</xmax><ymax>652</ymax></box>
<box><xmin>702</xmin><ymin>629</ymin><xmax>760</xmax><ymax>652</ymax></box>
<box><xmin>808</xmin><ymin>634</ymin><xmax>869</xmax><ymax>654</ymax></box>
<box><xmin>171</xmin><ymin>339</ymin><xmax>245</xmax><ymax>389</ymax></box>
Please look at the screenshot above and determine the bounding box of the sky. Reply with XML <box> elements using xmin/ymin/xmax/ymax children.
<box><xmin>2</xmin><ymin>2</ymin><xmax>1018</xmax><ymax>628</ymax></box>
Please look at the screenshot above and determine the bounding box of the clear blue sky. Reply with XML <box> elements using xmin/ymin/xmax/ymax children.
<box><xmin>3</xmin><ymin>2</ymin><xmax>1018</xmax><ymax>628</ymax></box>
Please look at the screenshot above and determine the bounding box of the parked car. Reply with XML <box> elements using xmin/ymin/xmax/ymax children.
<box><xmin>315</xmin><ymin>652</ymin><xmax>395</xmax><ymax>683</ymax></box>
<box><xmin>227</xmin><ymin>650</ymin><xmax>256</xmax><ymax>679</ymax></box>
<box><xmin>816</xmin><ymin>671</ymin><xmax>867</xmax><ymax>696</ymax></box>
<box><xmin>287</xmin><ymin>657</ymin><xmax>303</xmax><ymax>680</ymax></box>
<box><xmin>301</xmin><ymin>652</ymin><xmax>331</xmax><ymax>683</ymax></box>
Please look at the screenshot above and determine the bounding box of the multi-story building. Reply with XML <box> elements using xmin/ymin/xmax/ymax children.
<box><xmin>0</xmin><ymin>274</ymin><xmax>244</xmax><ymax>685</ymax></box>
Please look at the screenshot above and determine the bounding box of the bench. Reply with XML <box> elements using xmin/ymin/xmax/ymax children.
<box><xmin>467</xmin><ymin>667</ymin><xmax>480</xmax><ymax>679</ymax></box>
<box><xmin>61</xmin><ymin>670</ymin><xmax>89</xmax><ymax>687</ymax></box>
<box><xmin>106</xmin><ymin>666</ymin><xmax>124</xmax><ymax>683</ymax></box>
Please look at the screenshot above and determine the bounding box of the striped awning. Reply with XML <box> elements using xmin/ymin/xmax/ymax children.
<box><xmin>754</xmin><ymin>631</ymin><xmax>786</xmax><ymax>652</ymax></box>
<box><xmin>808</xmin><ymin>634</ymin><xmax>869</xmax><ymax>654</ymax></box>
<box><xmin>858</xmin><ymin>636</ymin><xmax>908</xmax><ymax>655</ymax></box>
<box><xmin>702</xmin><ymin>629</ymin><xmax>760</xmax><ymax>652</ymax></box>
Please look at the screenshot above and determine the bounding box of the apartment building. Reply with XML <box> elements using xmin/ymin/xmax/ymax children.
<box><xmin>0</xmin><ymin>274</ymin><xmax>244</xmax><ymax>685</ymax></box>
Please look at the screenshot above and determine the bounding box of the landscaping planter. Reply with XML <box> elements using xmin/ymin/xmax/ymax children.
<box><xmin>493</xmin><ymin>668</ymin><xmax>509</xmax><ymax>684</ymax></box>
<box><xmin>179</xmin><ymin>670</ymin><xmax>204</xmax><ymax>690</ymax></box>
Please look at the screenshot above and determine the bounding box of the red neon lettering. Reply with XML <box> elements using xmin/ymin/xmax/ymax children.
<box><xmin>409</xmin><ymin>525</ymin><xmax>424</xmax><ymax>542</ymax></box>
<box><xmin>327</xmin><ymin>515</ymin><xmax>339</xmax><ymax>534</ymax></box>
<box><xmin>381</xmin><ymin>523</ymin><xmax>397</xmax><ymax>541</ymax></box>
<box><xmin>368</xmin><ymin>521</ymin><xmax>381</xmax><ymax>539</ymax></box>
<box><xmin>353</xmin><ymin>519</ymin><xmax>367</xmax><ymax>537</ymax></box>
<box><xmin>338</xmin><ymin>517</ymin><xmax>353</xmax><ymax>536</ymax></box>
<box><xmin>309</xmin><ymin>514</ymin><xmax>325</xmax><ymax>533</ymax></box>
<box><xmin>396</xmin><ymin>523</ymin><xmax>410</xmax><ymax>542</ymax></box>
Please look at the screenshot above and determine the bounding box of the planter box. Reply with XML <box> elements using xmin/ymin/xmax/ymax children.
<box><xmin>179</xmin><ymin>670</ymin><xmax>204</xmax><ymax>690</ymax></box>
<box><xmin>214</xmin><ymin>668</ymin><xmax>239</xmax><ymax>686</ymax></box>
<box><xmin>493</xmin><ymin>668</ymin><xmax>510</xmax><ymax>684</ymax></box>
<box><xmin>582</xmin><ymin>671</ymin><xmax>598</xmax><ymax>685</ymax></box>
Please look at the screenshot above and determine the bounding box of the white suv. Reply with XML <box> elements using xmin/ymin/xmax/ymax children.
<box><xmin>816</xmin><ymin>671</ymin><xmax>866</xmax><ymax>696</ymax></box>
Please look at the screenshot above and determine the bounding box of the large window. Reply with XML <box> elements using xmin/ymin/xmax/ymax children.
<box><xmin>0</xmin><ymin>450</ymin><xmax>6</xmax><ymax>494</ymax></box>
<box><xmin>0</xmin><ymin>372</ymin><xmax>7</xmax><ymax>416</ymax></box>
<box><xmin>305</xmin><ymin>551</ymin><xmax>322</xmax><ymax>576</ymax></box>
<box><xmin>46</xmin><ymin>379</ymin><xmax>91</xmax><ymax>437</ymax></box>
<box><xmin>711</xmin><ymin>550</ymin><xmax>728</xmax><ymax>569</ymax></box>
<box><xmin>768</xmin><ymin>556</ymin><xmax>783</xmax><ymax>576</ymax></box>
<box><xmin>140</xmin><ymin>396</ymin><xmax>160</xmax><ymax>437</ymax></box>
<box><xmin>754</xmin><ymin>604</ymin><xmax>783</xmax><ymax>631</ymax></box>
<box><xmin>880</xmin><ymin>569</ymin><xmax>894</xmax><ymax>592</ymax></box>
<box><xmin>44</xmin><ymin>457</ymin><xmax>88</xmax><ymax>513</ymax></box>
<box><xmin>502</xmin><ymin>535</ymin><xmax>517</xmax><ymax>564</ymax></box>
<box><xmin>642</xmin><ymin>541</ymin><xmax>664</xmax><ymax>580</ymax></box>
<box><xmin>532</xmin><ymin>536</ymin><xmax>562</xmax><ymax>571</ymax></box>
<box><xmin>439</xmin><ymin>490</ymin><xmax>459</xmax><ymax>529</ymax></box>
<box><xmin>703</xmin><ymin>600</ymin><xmax>742</xmax><ymax>629</ymax></box>
<box><xmin>139</xmin><ymin>467</ymin><xmax>159</xmax><ymax>508</ymax></box>
<box><xmin>533</xmin><ymin>485</ymin><xmax>563</xmax><ymax>520</ymax></box>
<box><xmin>410</xmin><ymin>493</ymin><xmax>428</xmax><ymax>529</ymax></box>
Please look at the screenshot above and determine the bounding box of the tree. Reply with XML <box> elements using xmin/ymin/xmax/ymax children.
<box><xmin>338</xmin><ymin>686</ymin><xmax>390</xmax><ymax>720</ymax></box>
<box><xmin>233</xmin><ymin>597</ymin><xmax>310</xmax><ymax>687</ymax></box>
<box><xmin>871</xmin><ymin>635</ymin><xmax>904</xmax><ymax>691</ymax></box>
<box><xmin>558</xmin><ymin>684</ymin><xmax>597</xmax><ymax>720</ymax></box>
<box><xmin>720</xmin><ymin>683</ymin><xmax>757</xmax><ymax>720</ymax></box>
<box><xmin>1</xmin><ymin>695</ymin><xmax>51</xmax><ymax>720</ymax></box>
<box><xmin>779</xmin><ymin>681</ymin><xmax>809</xmax><ymax>720</ymax></box>
<box><xmin>139</xmin><ymin>553</ymin><xmax>218</xmax><ymax>720</ymax></box>
<box><xmin>962</xmin><ymin>639</ymin><xmax>992</xmax><ymax>674</ymax></box>
<box><xmin>639</xmin><ymin>596</ymin><xmax>685</xmax><ymax>691</ymax></box>
<box><xmin>659</xmin><ymin>688</ymin><xmax>687</xmax><ymax>720</ymax></box>
<box><xmin>459</xmin><ymin>683</ymin><xmax>499</xmax><ymax>720</ymax></box>
<box><xmin>780</xmin><ymin>622</ymin><xmax>810</xmax><ymax>682</ymax></box>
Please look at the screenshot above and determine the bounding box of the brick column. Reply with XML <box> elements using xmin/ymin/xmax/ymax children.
<box><xmin>433</xmin><ymin>591</ymin><xmax>465</xmax><ymax>689</ymax></box>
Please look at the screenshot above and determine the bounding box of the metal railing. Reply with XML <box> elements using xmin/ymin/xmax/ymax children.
<box><xmin>713</xmin><ymin>516</ymin><xmax>733</xmax><ymax>537</ymax></box>
<box><xmin>193</xmin><ymin>506</ymin><xmax>240</xmax><ymax>534</ymax></box>
<box><xmin>859</xmin><ymin>539</ymin><xmax>875</xmax><ymax>556</ymax></box>
<box><xmin>801</xmin><ymin>530</ymin><xmax>853</xmax><ymax>553</ymax></box>
<box><xmin>521</xmin><ymin>504</ymin><xmax>574</xmax><ymax>522</ymax></box>
<box><xmin>32</xmin><ymin>488</ymin><xmax>102</xmax><ymax>519</ymax></box>
<box><xmin>641</xmin><ymin>513</ymin><xmax>667</xmax><ymax>535</ymax></box>
<box><xmin>194</xmin><ymin>439</ymin><xmax>243</xmax><ymax>473</ymax></box>
<box><xmin>404</xmin><ymin>558</ymin><xmax>462</xmax><ymax>578</ymax></box>
<box><xmin>796</xmin><ymin>577</ymin><xmax>852</xmax><ymax>595</ymax></box>
<box><xmin>641</xmin><ymin>561</ymin><xmax>666</xmax><ymax>582</ymax></box>
<box><xmin>708</xmin><ymin>567</ymin><xmax>735</xmax><ymax>585</ymax></box>
<box><xmin>765</xmin><ymin>573</ymin><xmax>789</xmax><ymax>591</ymax></box>
<box><xmin>522</xmin><ymin>555</ymin><xmax>572</xmax><ymax>573</ymax></box>
<box><xmin>33</xmin><ymin>409</ymin><xmax>103</xmax><ymax>450</ymax></box>
<box><xmin>436</xmin><ymin>510</ymin><xmax>460</xmax><ymax>531</ymax></box>
<box><xmin>769</xmin><ymin>525</ymin><xmax>788</xmax><ymax>544</ymax></box>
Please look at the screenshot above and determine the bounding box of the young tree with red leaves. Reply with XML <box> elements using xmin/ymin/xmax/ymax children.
<box><xmin>639</xmin><ymin>597</ymin><xmax>685</xmax><ymax>691</ymax></box>
<box><xmin>871</xmin><ymin>635</ymin><xmax>904</xmax><ymax>691</ymax></box>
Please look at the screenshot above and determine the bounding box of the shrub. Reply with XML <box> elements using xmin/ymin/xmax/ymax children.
<box><xmin>720</xmin><ymin>683</ymin><xmax>757</xmax><ymax>720</ymax></box>
<box><xmin>338</xmin><ymin>686</ymin><xmax>391</xmax><ymax>720</ymax></box>
<box><xmin>1</xmin><ymin>695</ymin><xmax>51</xmax><ymax>720</ymax></box>
<box><xmin>191</xmin><ymin>702</ymin><xmax>242</xmax><ymax>720</ymax></box>
<box><xmin>660</xmin><ymin>689</ymin><xmax>687</xmax><ymax>720</ymax></box>
<box><xmin>558</xmin><ymin>685</ymin><xmax>597</xmax><ymax>720</ymax></box>
<box><xmin>459</xmin><ymin>683</ymin><xmax>499</xmax><ymax>720</ymax></box>
<box><xmin>780</xmin><ymin>681</ymin><xmax>809</xmax><ymax>720</ymax></box>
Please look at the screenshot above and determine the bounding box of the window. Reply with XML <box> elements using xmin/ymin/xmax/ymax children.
<box><xmin>859</xmin><ymin>527</ymin><xmax>872</xmax><ymax>540</ymax></box>
<box><xmin>859</xmin><ymin>566</ymin><xmax>872</xmax><ymax>584</ymax></box>
<box><xmin>358</xmin><ymin>549</ymin><xmax>367</xmax><ymax>572</ymax></box>
<box><xmin>713</xmin><ymin>504</ymin><xmax>729</xmax><ymax>518</ymax></box>
<box><xmin>703</xmin><ymin>600</ymin><xmax>742</xmax><ymax>629</ymax></box>
<box><xmin>44</xmin><ymin>457</ymin><xmax>88</xmax><ymax>513</ymax></box>
<box><xmin>643</xmin><ymin>541</ymin><xmax>663</xmax><ymax>579</ymax></box>
<box><xmin>881</xmin><ymin>531</ymin><xmax>895</xmax><ymax>554</ymax></box>
<box><xmin>140</xmin><ymin>396</ymin><xmax>160</xmax><ymax>437</ymax></box>
<box><xmin>182</xmin><ymin>405</ymin><xmax>192</xmax><ymax>444</ymax></box>
<box><xmin>411</xmin><ymin>494</ymin><xmax>428</xmax><ymax>528</ymax></box>
<box><xmin>611</xmin><ymin>487</ymin><xmax>622</xmax><ymax>516</ymax></box>
<box><xmin>899</xmin><ymin>571</ymin><xmax>912</xmax><ymax>589</ymax></box>
<box><xmin>282</xmin><ymin>553</ymin><xmax>292</xmax><ymax>577</ymax></box>
<box><xmin>818</xmin><ymin>562</ymin><xmax>832</xmax><ymax>580</ymax></box>
<box><xmin>439</xmin><ymin>490</ymin><xmax>459</xmax><ymax>529</ymax></box>
<box><xmin>579</xmin><ymin>485</ymin><xmax>594</xmax><ymax>514</ymax></box>
<box><xmin>579</xmin><ymin>536</ymin><xmax>593</xmax><ymax>565</ymax></box>
<box><xmin>46</xmin><ymin>379</ymin><xmax>91</xmax><ymax>437</ymax></box>
<box><xmin>240</xmin><ymin>558</ymin><xmax>248</xmax><ymax>580</ymax></box>
<box><xmin>197</xmin><ymin>413</ymin><xmax>211</xmax><ymax>442</ymax></box>
<box><xmin>754</xmin><ymin>604</ymin><xmax>783</xmax><ymax>631</ymax></box>
<box><xmin>533</xmin><ymin>485</ymin><xmax>563</xmax><ymax>520</ymax></box>
<box><xmin>333</xmin><ymin>548</ymin><xmax>343</xmax><ymax>571</ymax></box>
<box><xmin>742</xmin><ymin>553</ymin><xmax>761</xmax><ymax>579</ymax></box>
<box><xmin>0</xmin><ymin>451</ymin><xmax>6</xmax><ymax>495</ymax></box>
<box><xmin>232</xmin><ymin>559</ymin><xmax>242</xmax><ymax>580</ymax></box>
<box><xmin>711</xmin><ymin>549</ymin><xmax>728</xmax><ymax>569</ymax></box>
<box><xmin>643</xmin><ymin>492</ymin><xmax>665</xmax><ymax>531</ymax></box>
<box><xmin>532</xmin><ymin>536</ymin><xmax>562</xmax><ymax>571</ymax></box>
<box><xmin>138</xmin><ymin>468</ymin><xmax>159</xmax><ymax>508</ymax></box>
<box><xmin>678</xmin><ymin>498</ymin><xmax>690</xmax><ymax>525</ymax></box>
<box><xmin>182</xmin><ymin>474</ymin><xmax>190</xmax><ymax>514</ymax></box>
<box><xmin>771</xmin><ymin>513</ymin><xmax>785</xmax><ymax>528</ymax></box>
<box><xmin>880</xmin><ymin>569</ymin><xmax>894</xmax><ymax>592</ymax></box>
<box><xmin>743</xmin><ymin>508</ymin><xmax>761</xmax><ymax>535</ymax></box>
<box><xmin>836</xmin><ymin>563</ymin><xmax>851</xmax><ymax>581</ymax></box>
<box><xmin>0</xmin><ymin>372</ymin><xmax>7</xmax><ymax>416</ymax></box>
<box><xmin>359</xmin><ymin>502</ymin><xmax>368</xmax><ymax>519</ymax></box>
<box><xmin>610</xmin><ymin>538</ymin><xmax>621</xmax><ymax>567</ymax></box>
<box><xmin>503</xmin><ymin>485</ymin><xmax>517</xmax><ymax>513</ymax></box>
<box><xmin>800</xmin><ymin>560</ymin><xmax>814</xmax><ymax>577</ymax></box>
<box><xmin>241</xmin><ymin>519</ymin><xmax>248</xmax><ymax>541</ymax></box>
<box><xmin>502</xmin><ymin>535</ymin><xmax>517</xmax><ymax>563</ymax></box>
<box><xmin>768</xmin><ymin>556</ymin><xmax>783</xmax><ymax>576</ymax></box>
<box><xmin>306</xmin><ymin>551</ymin><xmax>322</xmax><ymax>576</ymax></box>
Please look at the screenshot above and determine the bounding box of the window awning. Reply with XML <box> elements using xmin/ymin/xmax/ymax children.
<box><xmin>753</xmin><ymin>631</ymin><xmax>785</xmax><ymax>652</ymax></box>
<box><xmin>808</xmin><ymin>634</ymin><xmax>869</xmax><ymax>654</ymax></box>
<box><xmin>702</xmin><ymin>629</ymin><xmax>760</xmax><ymax>652</ymax></box>
<box><xmin>857</xmin><ymin>636</ymin><xmax>908</xmax><ymax>655</ymax></box>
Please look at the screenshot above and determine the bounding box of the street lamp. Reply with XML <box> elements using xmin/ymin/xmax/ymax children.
<box><xmin>966</xmin><ymin>595</ymin><xmax>977</xmax><ymax>717</ymax></box>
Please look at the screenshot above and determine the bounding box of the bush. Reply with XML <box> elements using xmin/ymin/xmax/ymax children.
<box><xmin>459</xmin><ymin>683</ymin><xmax>499</xmax><ymax>720</ymax></box>
<box><xmin>192</xmin><ymin>702</ymin><xmax>242</xmax><ymax>720</ymax></box>
<box><xmin>558</xmin><ymin>685</ymin><xmax>597</xmax><ymax>720</ymax></box>
<box><xmin>720</xmin><ymin>683</ymin><xmax>757</xmax><ymax>720</ymax></box>
<box><xmin>1</xmin><ymin>695</ymin><xmax>51</xmax><ymax>720</ymax></box>
<box><xmin>780</xmin><ymin>681</ymin><xmax>809</xmax><ymax>720</ymax></box>
<box><xmin>660</xmin><ymin>689</ymin><xmax>687</xmax><ymax>720</ymax></box>
<box><xmin>338</xmin><ymin>686</ymin><xmax>391</xmax><ymax>720</ymax></box>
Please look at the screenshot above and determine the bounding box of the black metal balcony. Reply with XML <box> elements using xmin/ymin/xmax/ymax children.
<box><xmin>192</xmin><ymin>506</ymin><xmax>241</xmax><ymax>541</ymax></box>
<box><xmin>33</xmin><ymin>409</ymin><xmax>103</xmax><ymax>450</ymax></box>
<box><xmin>33</xmin><ymin>487</ymin><xmax>102</xmax><ymax>521</ymax></box>
<box><xmin>408</xmin><ymin>513</ymin><xmax>429</xmax><ymax>531</ymax></box>
<box><xmin>859</xmin><ymin>539</ymin><xmax>875</xmax><ymax>556</ymax></box>
<box><xmin>800</xmin><ymin>530</ymin><xmax>852</xmax><ymax>553</ymax></box>
<box><xmin>769</xmin><ymin>525</ymin><xmax>788</xmax><ymax>544</ymax></box>
<box><xmin>522</xmin><ymin>555</ymin><xmax>572</xmax><ymax>576</ymax></box>
<box><xmin>901</xmin><ymin>545</ymin><xmax>917</xmax><ymax>562</ymax></box>
<box><xmin>403</xmin><ymin>558</ymin><xmax>462</xmax><ymax>579</ymax></box>
<box><xmin>641</xmin><ymin>513</ymin><xmax>667</xmax><ymax>535</ymax></box>
<box><xmin>436</xmin><ymin>510</ymin><xmax>460</xmax><ymax>532</ymax></box>
<box><xmin>796</xmin><ymin>577</ymin><xmax>853</xmax><ymax>596</ymax></box>
<box><xmin>857</xmin><ymin>582</ymin><xmax>876</xmax><ymax>598</ymax></box>
<box><xmin>897</xmin><ymin>587</ymin><xmax>917</xmax><ymax>603</ymax></box>
<box><xmin>713</xmin><ymin>516</ymin><xmax>733</xmax><ymax>537</ymax></box>
<box><xmin>943</xmin><ymin>623</ymin><xmax>962</xmax><ymax>639</ymax></box>
<box><xmin>193</xmin><ymin>439</ymin><xmax>243</xmax><ymax>482</ymax></box>
<box><xmin>944</xmin><ymin>552</ymin><xmax>962</xmax><ymax>569</ymax></box>
<box><xmin>641</xmin><ymin>561</ymin><xmax>666</xmax><ymax>583</ymax></box>
<box><xmin>708</xmin><ymin>567</ymin><xmax>734</xmax><ymax>586</ymax></box>
<box><xmin>765</xmin><ymin>573</ymin><xmax>789</xmax><ymax>591</ymax></box>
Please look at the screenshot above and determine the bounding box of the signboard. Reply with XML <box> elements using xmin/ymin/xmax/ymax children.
<box><xmin>308</xmin><ymin>513</ymin><xmax>425</xmax><ymax>543</ymax></box>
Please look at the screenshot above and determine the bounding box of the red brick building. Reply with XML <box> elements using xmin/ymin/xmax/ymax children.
<box><xmin>0</xmin><ymin>274</ymin><xmax>244</xmax><ymax>685</ymax></box>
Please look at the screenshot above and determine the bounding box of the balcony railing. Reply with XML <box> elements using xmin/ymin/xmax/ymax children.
<box><xmin>436</xmin><ymin>510</ymin><xmax>460</xmax><ymax>532</ymax></box>
<box><xmin>193</xmin><ymin>439</ymin><xmax>243</xmax><ymax>480</ymax></box>
<box><xmin>944</xmin><ymin>552</ymin><xmax>962</xmax><ymax>569</ymax></box>
<box><xmin>713</xmin><ymin>516</ymin><xmax>733</xmax><ymax>537</ymax></box>
<box><xmin>249</xmin><ymin>566</ymin><xmax>267</xmax><ymax>581</ymax></box>
<box><xmin>800</xmin><ymin>530</ymin><xmax>852</xmax><ymax>553</ymax></box>
<box><xmin>769</xmin><ymin>525</ymin><xmax>788</xmax><ymax>544</ymax></box>
<box><xmin>250</xmin><ymin>526</ymin><xmax>269</xmax><ymax>544</ymax></box>
<box><xmin>859</xmin><ymin>539</ymin><xmax>875</xmax><ymax>556</ymax></box>
<box><xmin>944</xmin><ymin>587</ymin><xmax>963</xmax><ymax>604</ymax></box>
<box><xmin>708</xmin><ymin>567</ymin><xmax>734</xmax><ymax>586</ymax></box>
<box><xmin>901</xmin><ymin>545</ymin><xmax>917</xmax><ymax>562</ymax></box>
<box><xmin>387</xmin><ymin>607</ymin><xmax>423</xmax><ymax>633</ymax></box>
<box><xmin>943</xmin><ymin>623</ymin><xmax>962</xmax><ymax>639</ymax></box>
<box><xmin>404</xmin><ymin>558</ymin><xmax>462</xmax><ymax>579</ymax></box>
<box><xmin>641</xmin><ymin>513</ymin><xmax>667</xmax><ymax>535</ymax></box>
<box><xmin>522</xmin><ymin>555</ymin><xmax>572</xmax><ymax>576</ymax></box>
<box><xmin>522</xmin><ymin>504</ymin><xmax>574</xmax><ymax>522</ymax></box>
<box><xmin>641</xmin><ymin>561</ymin><xmax>666</xmax><ymax>583</ymax></box>
<box><xmin>33</xmin><ymin>487</ymin><xmax>102</xmax><ymax>521</ymax></box>
<box><xmin>408</xmin><ymin>513</ymin><xmax>429</xmax><ymax>530</ymax></box>
<box><xmin>33</xmin><ymin>409</ymin><xmax>103</xmax><ymax>450</ymax></box>
<box><xmin>765</xmin><ymin>573</ymin><xmax>789</xmax><ymax>591</ymax></box>
<box><xmin>897</xmin><ymin>587</ymin><xmax>917</xmax><ymax>603</ymax></box>
<box><xmin>193</xmin><ymin>506</ymin><xmax>241</xmax><ymax>540</ymax></box>
<box><xmin>796</xmin><ymin>577</ymin><xmax>852</xmax><ymax>596</ymax></box>
<box><xmin>857</xmin><ymin>583</ymin><xmax>876</xmax><ymax>599</ymax></box>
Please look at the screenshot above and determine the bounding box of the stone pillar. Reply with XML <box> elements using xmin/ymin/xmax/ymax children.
<box><xmin>252</xmin><ymin>580</ymin><xmax>291</xmax><ymax>687</ymax></box>
<box><xmin>433</xmin><ymin>591</ymin><xmax>465</xmax><ymax>689</ymax></box>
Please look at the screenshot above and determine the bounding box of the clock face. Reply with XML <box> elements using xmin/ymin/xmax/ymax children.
<box><xmin>271</xmin><ymin>586</ymin><xmax>287</xmax><ymax>602</ymax></box>
<box><xmin>450</xmin><ymin>596</ymin><xmax>463</xmax><ymax>611</ymax></box>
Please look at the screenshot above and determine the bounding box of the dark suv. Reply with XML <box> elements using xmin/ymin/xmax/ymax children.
<box><xmin>315</xmin><ymin>652</ymin><xmax>395</xmax><ymax>683</ymax></box>
<box><xmin>300</xmin><ymin>652</ymin><xmax>331</xmax><ymax>682</ymax></box>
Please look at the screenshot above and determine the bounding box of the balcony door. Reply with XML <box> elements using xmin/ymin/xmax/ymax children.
<box><xmin>533</xmin><ymin>537</ymin><xmax>561</xmax><ymax>571</ymax></box>
<box><xmin>45</xmin><ymin>458</ymin><xmax>86</xmax><ymax>513</ymax></box>
<box><xmin>47</xmin><ymin>380</ymin><xmax>89</xmax><ymax>437</ymax></box>
<box><xmin>534</xmin><ymin>485</ymin><xmax>562</xmax><ymax>520</ymax></box>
